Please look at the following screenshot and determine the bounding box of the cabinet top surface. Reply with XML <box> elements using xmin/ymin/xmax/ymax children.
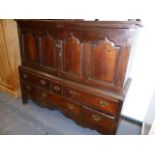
<box><xmin>16</xmin><ymin>19</ymin><xmax>142</xmax><ymax>28</ymax></box>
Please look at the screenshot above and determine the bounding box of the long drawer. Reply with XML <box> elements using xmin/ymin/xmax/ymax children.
<box><xmin>37</xmin><ymin>88</ymin><xmax>81</xmax><ymax>116</ymax></box>
<box><xmin>64</xmin><ymin>86</ymin><xmax>119</xmax><ymax>116</ymax></box>
<box><xmin>37</xmin><ymin>87</ymin><xmax>115</xmax><ymax>134</ymax></box>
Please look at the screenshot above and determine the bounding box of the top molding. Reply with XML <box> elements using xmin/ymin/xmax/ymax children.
<box><xmin>16</xmin><ymin>19</ymin><xmax>142</xmax><ymax>29</ymax></box>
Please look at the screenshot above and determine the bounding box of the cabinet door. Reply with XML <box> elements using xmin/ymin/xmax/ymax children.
<box><xmin>39</xmin><ymin>31</ymin><xmax>59</xmax><ymax>75</ymax></box>
<box><xmin>59</xmin><ymin>27</ymin><xmax>128</xmax><ymax>92</ymax></box>
<box><xmin>86</xmin><ymin>29</ymin><xmax>129</xmax><ymax>92</ymax></box>
<box><xmin>19</xmin><ymin>27</ymin><xmax>59</xmax><ymax>75</ymax></box>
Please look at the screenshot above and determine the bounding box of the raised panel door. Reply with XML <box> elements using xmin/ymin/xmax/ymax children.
<box><xmin>59</xmin><ymin>27</ymin><xmax>127</xmax><ymax>92</ymax></box>
<box><xmin>62</xmin><ymin>35</ymin><xmax>82</xmax><ymax>76</ymax></box>
<box><xmin>39</xmin><ymin>32</ymin><xmax>59</xmax><ymax>75</ymax></box>
<box><xmin>40</xmin><ymin>34</ymin><xmax>55</xmax><ymax>67</ymax></box>
<box><xmin>21</xmin><ymin>31</ymin><xmax>38</xmax><ymax>64</ymax></box>
<box><xmin>59</xmin><ymin>30</ymin><xmax>85</xmax><ymax>81</ymax></box>
<box><xmin>91</xmin><ymin>37</ymin><xmax>120</xmax><ymax>83</ymax></box>
<box><xmin>20</xmin><ymin>27</ymin><xmax>59</xmax><ymax>75</ymax></box>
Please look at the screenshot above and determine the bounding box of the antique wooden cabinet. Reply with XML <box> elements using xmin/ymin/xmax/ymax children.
<box><xmin>16</xmin><ymin>20</ymin><xmax>141</xmax><ymax>134</ymax></box>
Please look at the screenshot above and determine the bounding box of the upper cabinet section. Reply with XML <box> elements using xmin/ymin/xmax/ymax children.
<box><xmin>17</xmin><ymin>20</ymin><xmax>140</xmax><ymax>92</ymax></box>
<box><xmin>59</xmin><ymin>26</ymin><xmax>128</xmax><ymax>91</ymax></box>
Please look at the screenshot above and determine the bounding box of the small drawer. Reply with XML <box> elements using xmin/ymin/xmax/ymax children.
<box><xmin>51</xmin><ymin>80</ymin><xmax>63</xmax><ymax>96</ymax></box>
<box><xmin>37</xmin><ymin>89</ymin><xmax>81</xmax><ymax>115</ymax></box>
<box><xmin>64</xmin><ymin>86</ymin><xmax>119</xmax><ymax>116</ymax></box>
<box><xmin>22</xmin><ymin>82</ymin><xmax>37</xmax><ymax>99</ymax></box>
<box><xmin>20</xmin><ymin>70</ymin><xmax>50</xmax><ymax>89</ymax></box>
<box><xmin>81</xmin><ymin>105</ymin><xmax>115</xmax><ymax>134</ymax></box>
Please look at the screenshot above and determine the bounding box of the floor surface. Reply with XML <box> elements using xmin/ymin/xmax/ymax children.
<box><xmin>0</xmin><ymin>92</ymin><xmax>141</xmax><ymax>135</ymax></box>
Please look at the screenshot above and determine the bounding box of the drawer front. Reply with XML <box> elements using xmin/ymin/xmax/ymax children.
<box><xmin>64</xmin><ymin>86</ymin><xmax>119</xmax><ymax>115</ymax></box>
<box><xmin>81</xmin><ymin>105</ymin><xmax>115</xmax><ymax>134</ymax></box>
<box><xmin>20</xmin><ymin>70</ymin><xmax>50</xmax><ymax>89</ymax></box>
<box><xmin>37</xmin><ymin>88</ymin><xmax>115</xmax><ymax>134</ymax></box>
<box><xmin>37</xmin><ymin>89</ymin><xmax>81</xmax><ymax>115</ymax></box>
<box><xmin>22</xmin><ymin>82</ymin><xmax>37</xmax><ymax>99</ymax></box>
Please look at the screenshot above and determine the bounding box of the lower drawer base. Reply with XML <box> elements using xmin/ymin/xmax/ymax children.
<box><xmin>21</xmin><ymin>83</ymin><xmax>119</xmax><ymax>134</ymax></box>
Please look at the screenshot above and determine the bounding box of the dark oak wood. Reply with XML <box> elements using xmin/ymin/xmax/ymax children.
<box><xmin>92</xmin><ymin>37</ymin><xmax>119</xmax><ymax>83</ymax></box>
<box><xmin>23</xmin><ymin>32</ymin><xmax>37</xmax><ymax>63</ymax></box>
<box><xmin>64</xmin><ymin>86</ymin><xmax>120</xmax><ymax>116</ymax></box>
<box><xmin>40</xmin><ymin>34</ymin><xmax>56</xmax><ymax>67</ymax></box>
<box><xmin>17</xmin><ymin>20</ymin><xmax>140</xmax><ymax>134</ymax></box>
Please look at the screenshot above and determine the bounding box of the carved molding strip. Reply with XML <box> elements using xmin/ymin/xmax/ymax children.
<box><xmin>93</xmin><ymin>37</ymin><xmax>120</xmax><ymax>50</ymax></box>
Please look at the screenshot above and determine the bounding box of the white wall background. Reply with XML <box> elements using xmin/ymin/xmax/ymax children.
<box><xmin>86</xmin><ymin>18</ymin><xmax>155</xmax><ymax>122</ymax></box>
<box><xmin>121</xmin><ymin>19</ymin><xmax>155</xmax><ymax>122</ymax></box>
<box><xmin>62</xmin><ymin>1</ymin><xmax>155</xmax><ymax>123</ymax></box>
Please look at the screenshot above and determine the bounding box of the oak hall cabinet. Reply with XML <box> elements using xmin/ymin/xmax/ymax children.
<box><xmin>17</xmin><ymin>20</ymin><xmax>141</xmax><ymax>134</ymax></box>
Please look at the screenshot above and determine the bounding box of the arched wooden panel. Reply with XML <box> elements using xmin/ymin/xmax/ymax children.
<box><xmin>23</xmin><ymin>32</ymin><xmax>37</xmax><ymax>63</ymax></box>
<box><xmin>92</xmin><ymin>37</ymin><xmax>119</xmax><ymax>83</ymax></box>
<box><xmin>40</xmin><ymin>34</ymin><xmax>55</xmax><ymax>67</ymax></box>
<box><xmin>63</xmin><ymin>35</ymin><xmax>82</xmax><ymax>76</ymax></box>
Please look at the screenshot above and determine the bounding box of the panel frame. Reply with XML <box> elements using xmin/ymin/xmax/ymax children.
<box><xmin>59</xmin><ymin>26</ymin><xmax>130</xmax><ymax>93</ymax></box>
<box><xmin>19</xmin><ymin>27</ymin><xmax>60</xmax><ymax>76</ymax></box>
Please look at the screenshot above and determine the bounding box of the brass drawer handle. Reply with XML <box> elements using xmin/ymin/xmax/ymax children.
<box><xmin>54</xmin><ymin>85</ymin><xmax>61</xmax><ymax>92</ymax></box>
<box><xmin>70</xmin><ymin>90</ymin><xmax>77</xmax><ymax>96</ymax></box>
<box><xmin>25</xmin><ymin>85</ymin><xmax>31</xmax><ymax>91</ymax></box>
<box><xmin>40</xmin><ymin>80</ymin><xmax>47</xmax><ymax>86</ymax></box>
<box><xmin>99</xmin><ymin>101</ymin><xmax>109</xmax><ymax>107</ymax></box>
<box><xmin>40</xmin><ymin>92</ymin><xmax>47</xmax><ymax>99</ymax></box>
<box><xmin>68</xmin><ymin>104</ymin><xmax>74</xmax><ymax>110</ymax></box>
<box><xmin>93</xmin><ymin>114</ymin><xmax>101</xmax><ymax>122</ymax></box>
<box><xmin>23</xmin><ymin>74</ymin><xmax>28</xmax><ymax>79</ymax></box>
